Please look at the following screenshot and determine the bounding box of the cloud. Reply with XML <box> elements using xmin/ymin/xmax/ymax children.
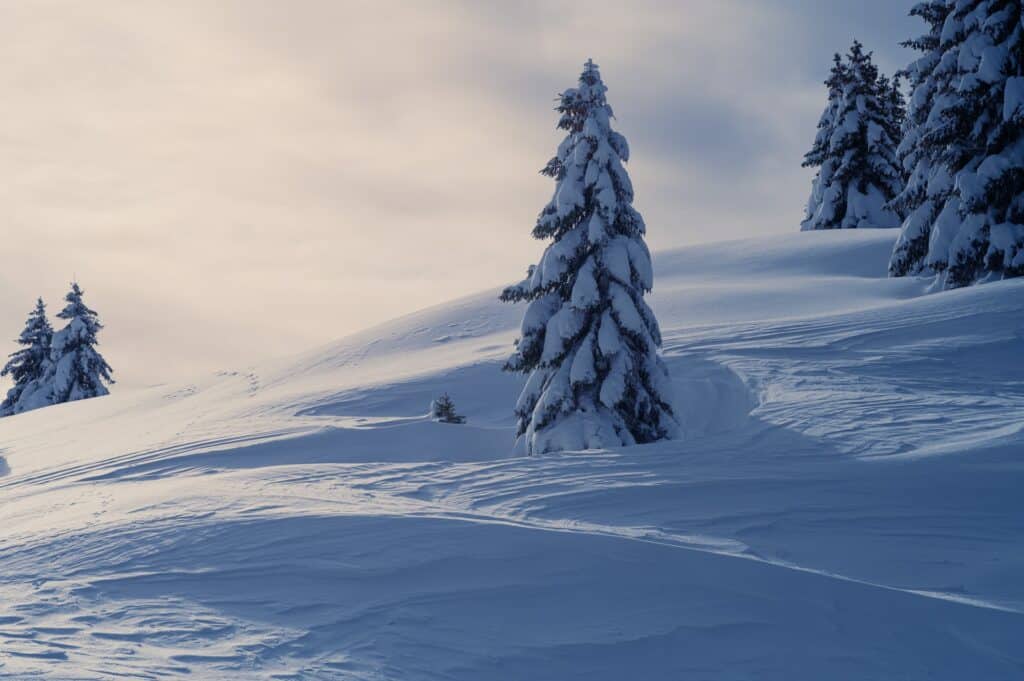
<box><xmin>0</xmin><ymin>0</ymin><xmax>921</xmax><ymax>387</ymax></box>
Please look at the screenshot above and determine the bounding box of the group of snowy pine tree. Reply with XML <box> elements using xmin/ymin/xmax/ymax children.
<box><xmin>505</xmin><ymin>4</ymin><xmax>1024</xmax><ymax>454</ymax></box>
<box><xmin>1</xmin><ymin>283</ymin><xmax>113</xmax><ymax>417</ymax></box>
<box><xmin>803</xmin><ymin>2</ymin><xmax>1024</xmax><ymax>291</ymax></box>
<box><xmin>5</xmin><ymin>4</ymin><xmax>1018</xmax><ymax>456</ymax></box>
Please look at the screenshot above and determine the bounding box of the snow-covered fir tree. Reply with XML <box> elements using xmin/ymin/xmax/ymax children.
<box><xmin>47</xmin><ymin>282</ymin><xmax>114</xmax><ymax>404</ymax></box>
<box><xmin>801</xmin><ymin>41</ymin><xmax>906</xmax><ymax>231</ymax></box>
<box><xmin>0</xmin><ymin>298</ymin><xmax>53</xmax><ymax>416</ymax></box>
<box><xmin>501</xmin><ymin>60</ymin><xmax>678</xmax><ymax>456</ymax></box>
<box><xmin>889</xmin><ymin>1</ymin><xmax>954</xmax><ymax>277</ymax></box>
<box><xmin>889</xmin><ymin>0</ymin><xmax>1024</xmax><ymax>288</ymax></box>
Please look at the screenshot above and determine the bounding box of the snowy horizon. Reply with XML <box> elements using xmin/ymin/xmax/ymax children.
<box><xmin>0</xmin><ymin>0</ymin><xmax>915</xmax><ymax>387</ymax></box>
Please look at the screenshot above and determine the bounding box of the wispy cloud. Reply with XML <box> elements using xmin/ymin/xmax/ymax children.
<box><xmin>0</xmin><ymin>0</ymin><xmax>916</xmax><ymax>385</ymax></box>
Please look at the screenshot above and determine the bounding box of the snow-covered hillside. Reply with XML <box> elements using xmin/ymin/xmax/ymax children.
<box><xmin>2</xmin><ymin>230</ymin><xmax>1024</xmax><ymax>679</ymax></box>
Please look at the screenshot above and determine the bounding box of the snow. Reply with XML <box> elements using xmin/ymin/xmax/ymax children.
<box><xmin>925</xmin><ymin>195</ymin><xmax>963</xmax><ymax>270</ymax></box>
<box><xmin>520</xmin><ymin>292</ymin><xmax>559</xmax><ymax>335</ymax></box>
<box><xmin>608</xmin><ymin>282</ymin><xmax>647</xmax><ymax>339</ymax></box>
<box><xmin>626</xmin><ymin>238</ymin><xmax>653</xmax><ymax>290</ymax></box>
<box><xmin>540</xmin><ymin>307</ymin><xmax>585</xmax><ymax>364</ymax></box>
<box><xmin>597</xmin><ymin>349</ymin><xmax>629</xmax><ymax>408</ymax></box>
<box><xmin>1004</xmin><ymin>75</ymin><xmax>1024</xmax><ymax>122</ymax></box>
<box><xmin>601</xmin><ymin>236</ymin><xmax>632</xmax><ymax>284</ymax></box>
<box><xmin>989</xmin><ymin>221</ymin><xmax>1024</xmax><ymax>265</ymax></box>
<box><xmin>597</xmin><ymin>309</ymin><xmax>620</xmax><ymax>354</ymax></box>
<box><xmin>539</xmin><ymin>225</ymin><xmax>584</xmax><ymax>286</ymax></box>
<box><xmin>569</xmin><ymin>257</ymin><xmax>599</xmax><ymax>309</ymax></box>
<box><xmin>2</xmin><ymin>230</ymin><xmax>1024</xmax><ymax>678</ymax></box>
<box><xmin>568</xmin><ymin>330</ymin><xmax>596</xmax><ymax>386</ymax></box>
<box><xmin>977</xmin><ymin>44</ymin><xmax>1006</xmax><ymax>83</ymax></box>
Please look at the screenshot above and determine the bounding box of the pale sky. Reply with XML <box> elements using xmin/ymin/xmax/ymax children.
<box><xmin>0</xmin><ymin>1</ymin><xmax>916</xmax><ymax>387</ymax></box>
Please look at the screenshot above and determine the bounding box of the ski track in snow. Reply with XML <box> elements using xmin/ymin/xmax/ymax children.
<box><xmin>2</xmin><ymin>231</ymin><xmax>1024</xmax><ymax>679</ymax></box>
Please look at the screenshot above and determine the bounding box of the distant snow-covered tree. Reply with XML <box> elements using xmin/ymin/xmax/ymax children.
<box><xmin>0</xmin><ymin>298</ymin><xmax>53</xmax><ymax>416</ymax></box>
<box><xmin>501</xmin><ymin>59</ymin><xmax>678</xmax><ymax>456</ymax></box>
<box><xmin>47</xmin><ymin>282</ymin><xmax>114</xmax><ymax>404</ymax></box>
<box><xmin>430</xmin><ymin>393</ymin><xmax>466</xmax><ymax>424</ymax></box>
<box><xmin>889</xmin><ymin>0</ymin><xmax>1024</xmax><ymax>288</ymax></box>
<box><xmin>801</xmin><ymin>41</ymin><xmax>906</xmax><ymax>231</ymax></box>
<box><xmin>880</xmin><ymin>73</ymin><xmax>908</xmax><ymax>160</ymax></box>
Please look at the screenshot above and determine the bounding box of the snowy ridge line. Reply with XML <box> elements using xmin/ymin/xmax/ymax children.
<box><xmin>662</xmin><ymin>277</ymin><xmax>1024</xmax><ymax>354</ymax></box>
<box><xmin>655</xmin><ymin>277</ymin><xmax>1024</xmax><ymax>459</ymax></box>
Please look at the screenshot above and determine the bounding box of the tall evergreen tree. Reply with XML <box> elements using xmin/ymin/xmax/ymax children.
<box><xmin>801</xmin><ymin>41</ymin><xmax>906</xmax><ymax>231</ymax></box>
<box><xmin>889</xmin><ymin>1</ymin><xmax>954</xmax><ymax>277</ymax></box>
<box><xmin>47</xmin><ymin>282</ymin><xmax>113</xmax><ymax>404</ymax></box>
<box><xmin>0</xmin><ymin>298</ymin><xmax>53</xmax><ymax>416</ymax></box>
<box><xmin>889</xmin><ymin>0</ymin><xmax>1024</xmax><ymax>288</ymax></box>
<box><xmin>501</xmin><ymin>60</ymin><xmax>678</xmax><ymax>455</ymax></box>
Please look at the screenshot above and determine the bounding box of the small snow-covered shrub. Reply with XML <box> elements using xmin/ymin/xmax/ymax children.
<box><xmin>430</xmin><ymin>393</ymin><xmax>466</xmax><ymax>424</ymax></box>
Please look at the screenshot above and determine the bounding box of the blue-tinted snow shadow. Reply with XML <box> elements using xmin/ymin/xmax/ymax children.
<box><xmin>73</xmin><ymin>509</ymin><xmax>1024</xmax><ymax>681</ymax></box>
<box><xmin>80</xmin><ymin>421</ymin><xmax>518</xmax><ymax>480</ymax></box>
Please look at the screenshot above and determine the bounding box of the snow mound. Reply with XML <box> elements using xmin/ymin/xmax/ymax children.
<box><xmin>2</xmin><ymin>230</ymin><xmax>1024</xmax><ymax>679</ymax></box>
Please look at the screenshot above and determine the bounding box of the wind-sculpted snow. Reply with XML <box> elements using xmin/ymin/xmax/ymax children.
<box><xmin>2</xmin><ymin>230</ymin><xmax>1024</xmax><ymax>678</ymax></box>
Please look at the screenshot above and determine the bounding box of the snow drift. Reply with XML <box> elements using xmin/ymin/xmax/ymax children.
<box><xmin>2</xmin><ymin>230</ymin><xmax>1024</xmax><ymax>679</ymax></box>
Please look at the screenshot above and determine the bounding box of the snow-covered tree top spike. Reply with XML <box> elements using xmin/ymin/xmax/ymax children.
<box><xmin>555</xmin><ymin>59</ymin><xmax>614</xmax><ymax>134</ymax></box>
<box><xmin>58</xmin><ymin>281</ymin><xmax>102</xmax><ymax>328</ymax></box>
<box><xmin>13</xmin><ymin>298</ymin><xmax>52</xmax><ymax>343</ymax></box>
